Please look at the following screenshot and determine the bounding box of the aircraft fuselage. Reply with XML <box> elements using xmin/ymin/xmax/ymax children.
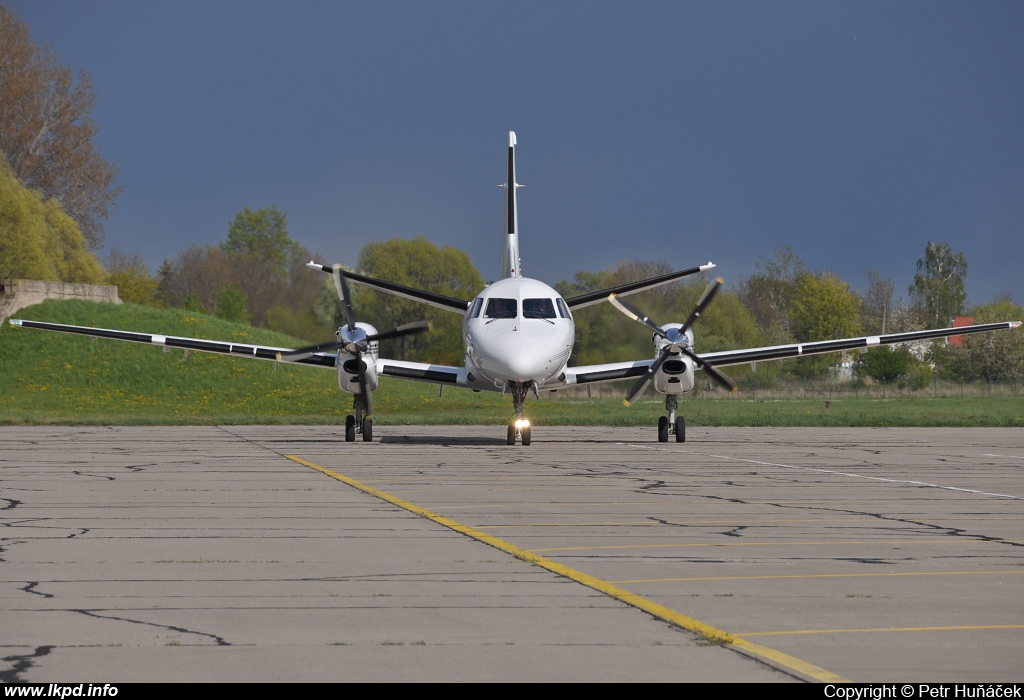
<box><xmin>462</xmin><ymin>277</ymin><xmax>574</xmax><ymax>388</ymax></box>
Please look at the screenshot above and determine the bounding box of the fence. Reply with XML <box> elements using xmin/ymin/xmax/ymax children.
<box><xmin>552</xmin><ymin>378</ymin><xmax>1021</xmax><ymax>401</ymax></box>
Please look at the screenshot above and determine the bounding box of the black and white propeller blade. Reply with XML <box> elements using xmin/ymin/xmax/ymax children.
<box><xmin>610</xmin><ymin>277</ymin><xmax>737</xmax><ymax>403</ymax></box>
<box><xmin>277</xmin><ymin>265</ymin><xmax>433</xmax><ymax>418</ymax></box>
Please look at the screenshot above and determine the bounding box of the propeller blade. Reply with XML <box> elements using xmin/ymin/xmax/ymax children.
<box><xmin>365</xmin><ymin>320</ymin><xmax>433</xmax><ymax>343</ymax></box>
<box><xmin>279</xmin><ymin>339</ymin><xmax>347</xmax><ymax>361</ymax></box>
<box><xmin>609</xmin><ymin>293</ymin><xmax>669</xmax><ymax>339</ymax></box>
<box><xmin>332</xmin><ymin>265</ymin><xmax>357</xmax><ymax>332</ymax></box>
<box><xmin>680</xmin><ymin>277</ymin><xmax>723</xmax><ymax>336</ymax></box>
<box><xmin>623</xmin><ymin>350</ymin><xmax>672</xmax><ymax>406</ymax></box>
<box><xmin>680</xmin><ymin>347</ymin><xmax>738</xmax><ymax>393</ymax></box>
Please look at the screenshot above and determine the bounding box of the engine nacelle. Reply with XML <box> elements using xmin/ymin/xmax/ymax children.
<box><xmin>336</xmin><ymin>322</ymin><xmax>380</xmax><ymax>394</ymax></box>
<box><xmin>651</xmin><ymin>323</ymin><xmax>695</xmax><ymax>395</ymax></box>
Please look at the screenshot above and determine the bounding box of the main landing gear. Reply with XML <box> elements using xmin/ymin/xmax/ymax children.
<box><xmin>345</xmin><ymin>394</ymin><xmax>373</xmax><ymax>442</ymax></box>
<box><xmin>657</xmin><ymin>395</ymin><xmax>685</xmax><ymax>443</ymax></box>
<box><xmin>506</xmin><ymin>381</ymin><xmax>533</xmax><ymax>446</ymax></box>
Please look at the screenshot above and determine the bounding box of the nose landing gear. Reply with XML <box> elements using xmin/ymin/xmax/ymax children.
<box><xmin>506</xmin><ymin>381</ymin><xmax>533</xmax><ymax>446</ymax></box>
<box><xmin>345</xmin><ymin>394</ymin><xmax>373</xmax><ymax>442</ymax></box>
<box><xmin>658</xmin><ymin>395</ymin><xmax>685</xmax><ymax>443</ymax></box>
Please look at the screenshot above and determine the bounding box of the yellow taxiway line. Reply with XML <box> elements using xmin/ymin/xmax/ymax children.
<box><xmin>286</xmin><ymin>454</ymin><xmax>847</xmax><ymax>683</ymax></box>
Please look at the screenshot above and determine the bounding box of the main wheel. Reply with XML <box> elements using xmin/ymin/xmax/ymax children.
<box><xmin>657</xmin><ymin>415</ymin><xmax>669</xmax><ymax>442</ymax></box>
<box><xmin>362</xmin><ymin>417</ymin><xmax>373</xmax><ymax>442</ymax></box>
<box><xmin>675</xmin><ymin>415</ymin><xmax>686</xmax><ymax>443</ymax></box>
<box><xmin>522</xmin><ymin>425</ymin><xmax>532</xmax><ymax>446</ymax></box>
<box><xmin>345</xmin><ymin>415</ymin><xmax>356</xmax><ymax>442</ymax></box>
<box><xmin>507</xmin><ymin>424</ymin><xmax>516</xmax><ymax>445</ymax></box>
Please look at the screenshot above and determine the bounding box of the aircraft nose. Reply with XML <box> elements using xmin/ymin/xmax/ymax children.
<box><xmin>498</xmin><ymin>336</ymin><xmax>551</xmax><ymax>382</ymax></box>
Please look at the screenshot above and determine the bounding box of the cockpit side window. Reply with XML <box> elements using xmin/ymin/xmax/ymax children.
<box><xmin>468</xmin><ymin>298</ymin><xmax>483</xmax><ymax>318</ymax></box>
<box><xmin>484</xmin><ymin>298</ymin><xmax>517</xmax><ymax>319</ymax></box>
<box><xmin>556</xmin><ymin>298</ymin><xmax>572</xmax><ymax>320</ymax></box>
<box><xmin>523</xmin><ymin>298</ymin><xmax>556</xmax><ymax>319</ymax></box>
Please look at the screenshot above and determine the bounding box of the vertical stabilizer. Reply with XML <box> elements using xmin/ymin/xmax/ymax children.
<box><xmin>501</xmin><ymin>131</ymin><xmax>521</xmax><ymax>278</ymax></box>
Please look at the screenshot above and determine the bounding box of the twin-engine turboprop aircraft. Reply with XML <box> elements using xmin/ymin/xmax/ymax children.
<box><xmin>10</xmin><ymin>132</ymin><xmax>1020</xmax><ymax>444</ymax></box>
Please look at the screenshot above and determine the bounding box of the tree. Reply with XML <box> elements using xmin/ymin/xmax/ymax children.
<box><xmin>0</xmin><ymin>6</ymin><xmax>120</xmax><ymax>248</ymax></box>
<box><xmin>861</xmin><ymin>269</ymin><xmax>894</xmax><ymax>335</ymax></box>
<box><xmin>790</xmin><ymin>272</ymin><xmax>862</xmax><ymax>342</ymax></box>
<box><xmin>909</xmin><ymin>242</ymin><xmax>967</xmax><ymax>329</ymax></box>
<box><xmin>858</xmin><ymin>346</ymin><xmax>913</xmax><ymax>385</ymax></box>
<box><xmin>219</xmin><ymin>207</ymin><xmax>300</xmax><ymax>326</ymax></box>
<box><xmin>737</xmin><ymin>245</ymin><xmax>806</xmax><ymax>342</ymax></box>
<box><xmin>942</xmin><ymin>295</ymin><xmax>1024</xmax><ymax>383</ymax></box>
<box><xmin>104</xmin><ymin>247</ymin><xmax>158</xmax><ymax>306</ymax></box>
<box><xmin>156</xmin><ymin>244</ymin><xmax>229</xmax><ymax>312</ymax></box>
<box><xmin>355</xmin><ymin>236</ymin><xmax>483</xmax><ymax>364</ymax></box>
<box><xmin>0</xmin><ymin>157</ymin><xmax>104</xmax><ymax>283</ymax></box>
<box><xmin>789</xmin><ymin>271</ymin><xmax>862</xmax><ymax>379</ymax></box>
<box><xmin>215</xmin><ymin>283</ymin><xmax>250</xmax><ymax>324</ymax></box>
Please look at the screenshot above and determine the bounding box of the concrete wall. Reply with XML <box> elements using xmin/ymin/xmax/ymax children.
<box><xmin>0</xmin><ymin>279</ymin><xmax>121</xmax><ymax>322</ymax></box>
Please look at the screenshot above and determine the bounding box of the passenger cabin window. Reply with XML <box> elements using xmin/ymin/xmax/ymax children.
<box><xmin>484</xmin><ymin>298</ymin><xmax>517</xmax><ymax>319</ymax></box>
<box><xmin>468</xmin><ymin>298</ymin><xmax>483</xmax><ymax>318</ymax></box>
<box><xmin>523</xmin><ymin>298</ymin><xmax>556</xmax><ymax>319</ymax></box>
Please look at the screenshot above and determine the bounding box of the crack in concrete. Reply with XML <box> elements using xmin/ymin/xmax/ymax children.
<box><xmin>73</xmin><ymin>610</ymin><xmax>231</xmax><ymax>646</ymax></box>
<box><xmin>70</xmin><ymin>471</ymin><xmax>115</xmax><ymax>481</ymax></box>
<box><xmin>20</xmin><ymin>581</ymin><xmax>54</xmax><ymax>598</ymax></box>
<box><xmin>0</xmin><ymin>645</ymin><xmax>54</xmax><ymax>683</ymax></box>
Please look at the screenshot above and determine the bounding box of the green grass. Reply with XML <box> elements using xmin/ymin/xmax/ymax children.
<box><xmin>2</xmin><ymin>299</ymin><xmax>1022</xmax><ymax>427</ymax></box>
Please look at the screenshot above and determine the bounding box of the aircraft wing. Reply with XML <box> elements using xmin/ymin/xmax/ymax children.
<box><xmin>557</xmin><ymin>359</ymin><xmax>655</xmax><ymax>387</ymax></box>
<box><xmin>376</xmin><ymin>358</ymin><xmax>505</xmax><ymax>392</ymax></box>
<box><xmin>306</xmin><ymin>262</ymin><xmax>471</xmax><ymax>314</ymax></box>
<box><xmin>695</xmin><ymin>322</ymin><xmax>1021</xmax><ymax>368</ymax></box>
<box><xmin>8</xmin><ymin>319</ymin><xmax>338</xmax><ymax>369</ymax></box>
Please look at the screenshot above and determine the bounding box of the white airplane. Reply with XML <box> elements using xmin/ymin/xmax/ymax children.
<box><xmin>10</xmin><ymin>132</ymin><xmax>1020</xmax><ymax>445</ymax></box>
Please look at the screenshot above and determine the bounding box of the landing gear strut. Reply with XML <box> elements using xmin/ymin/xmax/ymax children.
<box><xmin>658</xmin><ymin>395</ymin><xmax>685</xmax><ymax>443</ymax></box>
<box><xmin>345</xmin><ymin>394</ymin><xmax>373</xmax><ymax>442</ymax></box>
<box><xmin>505</xmin><ymin>381</ymin><xmax>533</xmax><ymax>446</ymax></box>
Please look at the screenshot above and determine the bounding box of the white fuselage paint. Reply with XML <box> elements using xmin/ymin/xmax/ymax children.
<box><xmin>462</xmin><ymin>277</ymin><xmax>574</xmax><ymax>387</ymax></box>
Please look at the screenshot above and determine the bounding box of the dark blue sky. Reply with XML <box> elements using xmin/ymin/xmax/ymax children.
<box><xmin>11</xmin><ymin>1</ymin><xmax>1024</xmax><ymax>305</ymax></box>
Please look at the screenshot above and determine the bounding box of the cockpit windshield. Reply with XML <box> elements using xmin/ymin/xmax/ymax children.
<box><xmin>484</xmin><ymin>298</ymin><xmax>517</xmax><ymax>319</ymax></box>
<box><xmin>523</xmin><ymin>298</ymin><xmax>556</xmax><ymax>319</ymax></box>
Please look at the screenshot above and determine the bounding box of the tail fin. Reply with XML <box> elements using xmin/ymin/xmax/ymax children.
<box><xmin>501</xmin><ymin>131</ymin><xmax>521</xmax><ymax>279</ymax></box>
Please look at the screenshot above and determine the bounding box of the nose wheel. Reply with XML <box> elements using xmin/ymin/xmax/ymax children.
<box><xmin>507</xmin><ymin>419</ymin><xmax>532</xmax><ymax>445</ymax></box>
<box><xmin>344</xmin><ymin>395</ymin><xmax>373</xmax><ymax>442</ymax></box>
<box><xmin>658</xmin><ymin>396</ymin><xmax>685</xmax><ymax>443</ymax></box>
<box><xmin>506</xmin><ymin>381</ymin><xmax>533</xmax><ymax>445</ymax></box>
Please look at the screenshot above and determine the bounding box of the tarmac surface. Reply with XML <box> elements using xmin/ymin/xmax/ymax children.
<box><xmin>1</xmin><ymin>425</ymin><xmax>1022</xmax><ymax>682</ymax></box>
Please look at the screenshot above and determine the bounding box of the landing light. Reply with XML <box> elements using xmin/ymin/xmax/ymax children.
<box><xmin>515</xmin><ymin>419</ymin><xmax>530</xmax><ymax>429</ymax></box>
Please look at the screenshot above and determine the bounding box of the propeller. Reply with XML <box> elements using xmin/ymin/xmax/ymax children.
<box><xmin>277</xmin><ymin>265</ymin><xmax>432</xmax><ymax>418</ymax></box>
<box><xmin>609</xmin><ymin>277</ymin><xmax>737</xmax><ymax>405</ymax></box>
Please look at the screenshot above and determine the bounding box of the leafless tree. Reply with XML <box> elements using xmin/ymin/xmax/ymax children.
<box><xmin>0</xmin><ymin>5</ymin><xmax>120</xmax><ymax>248</ymax></box>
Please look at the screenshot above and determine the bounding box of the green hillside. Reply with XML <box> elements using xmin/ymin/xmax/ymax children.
<box><xmin>2</xmin><ymin>299</ymin><xmax>1021</xmax><ymax>427</ymax></box>
<box><xmin>0</xmin><ymin>299</ymin><xmax>509</xmax><ymax>425</ymax></box>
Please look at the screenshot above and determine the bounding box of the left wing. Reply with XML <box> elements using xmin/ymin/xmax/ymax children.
<box><xmin>8</xmin><ymin>319</ymin><xmax>338</xmax><ymax>369</ymax></box>
<box><xmin>697</xmin><ymin>322</ymin><xmax>1020</xmax><ymax>368</ymax></box>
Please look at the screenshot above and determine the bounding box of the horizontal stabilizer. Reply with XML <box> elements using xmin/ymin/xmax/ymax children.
<box><xmin>565</xmin><ymin>263</ymin><xmax>715</xmax><ymax>309</ymax></box>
